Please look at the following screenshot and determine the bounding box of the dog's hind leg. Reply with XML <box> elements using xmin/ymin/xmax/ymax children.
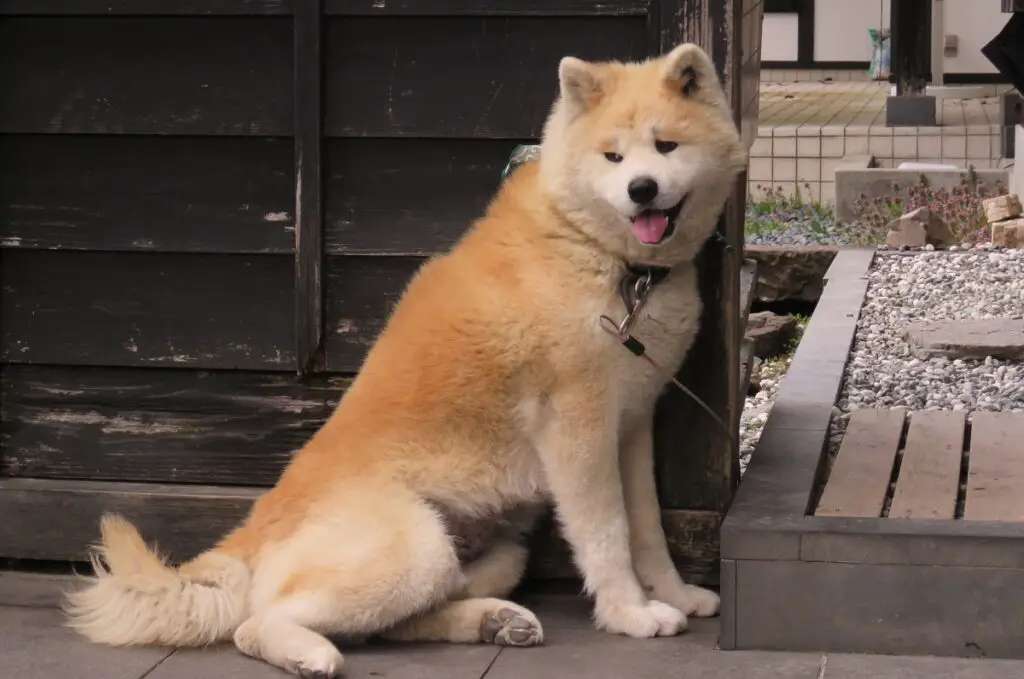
<box><xmin>456</xmin><ymin>539</ymin><xmax>530</xmax><ymax>600</ymax></box>
<box><xmin>235</xmin><ymin>491</ymin><xmax>466</xmax><ymax>677</ymax></box>
<box><xmin>379</xmin><ymin>597</ymin><xmax>543</xmax><ymax>647</ymax></box>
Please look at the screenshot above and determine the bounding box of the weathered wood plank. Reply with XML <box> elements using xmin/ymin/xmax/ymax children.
<box><xmin>0</xmin><ymin>0</ymin><xmax>293</xmax><ymax>14</ymax></box>
<box><xmin>0</xmin><ymin>479</ymin><xmax>260</xmax><ymax>562</ymax></box>
<box><xmin>0</xmin><ymin>17</ymin><xmax>291</xmax><ymax>135</ymax></box>
<box><xmin>964</xmin><ymin>412</ymin><xmax>1024</xmax><ymax>522</ymax></box>
<box><xmin>815</xmin><ymin>409</ymin><xmax>907</xmax><ymax>518</ymax></box>
<box><xmin>889</xmin><ymin>411</ymin><xmax>966</xmax><ymax>520</ymax></box>
<box><xmin>294</xmin><ymin>0</ymin><xmax>325</xmax><ymax>375</ymax></box>
<box><xmin>0</xmin><ymin>478</ymin><xmax>715</xmax><ymax>586</ymax></box>
<box><xmin>323</xmin><ymin>16</ymin><xmax>647</xmax><ymax>139</ymax></box>
<box><xmin>325</xmin><ymin>0</ymin><xmax>650</xmax><ymax>15</ymax></box>
<box><xmin>323</xmin><ymin>256</ymin><xmax>423</xmax><ymax>372</ymax></box>
<box><xmin>0</xmin><ymin>366</ymin><xmax>349</xmax><ymax>486</ymax></box>
<box><xmin>324</xmin><ymin>139</ymin><xmax>514</xmax><ymax>256</ymax></box>
<box><xmin>0</xmin><ymin>251</ymin><xmax>294</xmax><ymax>370</ymax></box>
<box><xmin>0</xmin><ymin>136</ymin><xmax>294</xmax><ymax>253</ymax></box>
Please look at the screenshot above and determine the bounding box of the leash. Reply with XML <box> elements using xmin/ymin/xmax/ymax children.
<box><xmin>599</xmin><ymin>268</ymin><xmax>739</xmax><ymax>454</ymax></box>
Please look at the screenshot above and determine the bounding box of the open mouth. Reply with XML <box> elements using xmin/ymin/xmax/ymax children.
<box><xmin>630</xmin><ymin>196</ymin><xmax>687</xmax><ymax>245</ymax></box>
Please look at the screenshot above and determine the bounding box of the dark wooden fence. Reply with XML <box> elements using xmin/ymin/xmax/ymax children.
<box><xmin>0</xmin><ymin>0</ymin><xmax>762</xmax><ymax>584</ymax></box>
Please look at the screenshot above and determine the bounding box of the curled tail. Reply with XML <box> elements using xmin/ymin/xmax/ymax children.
<box><xmin>64</xmin><ymin>513</ymin><xmax>250</xmax><ymax>647</ymax></box>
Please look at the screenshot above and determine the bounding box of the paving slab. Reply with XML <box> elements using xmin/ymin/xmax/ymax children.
<box><xmin>904</xmin><ymin>319</ymin><xmax>1024</xmax><ymax>360</ymax></box>
<box><xmin>0</xmin><ymin>606</ymin><xmax>169</xmax><ymax>679</ymax></box>
<box><xmin>825</xmin><ymin>653</ymin><xmax>1024</xmax><ymax>678</ymax></box>
<box><xmin>151</xmin><ymin>641</ymin><xmax>501</xmax><ymax>679</ymax></box>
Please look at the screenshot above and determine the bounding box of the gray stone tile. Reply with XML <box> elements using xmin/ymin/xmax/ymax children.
<box><xmin>825</xmin><ymin>653</ymin><xmax>1024</xmax><ymax>678</ymax></box>
<box><xmin>152</xmin><ymin>641</ymin><xmax>501</xmax><ymax>679</ymax></box>
<box><xmin>0</xmin><ymin>606</ymin><xmax>169</xmax><ymax>679</ymax></box>
<box><xmin>486</xmin><ymin>630</ymin><xmax>822</xmax><ymax>679</ymax></box>
<box><xmin>489</xmin><ymin>595</ymin><xmax>822</xmax><ymax>679</ymax></box>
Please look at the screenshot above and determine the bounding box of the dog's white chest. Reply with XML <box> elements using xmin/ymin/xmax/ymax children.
<box><xmin>592</xmin><ymin>270</ymin><xmax>701</xmax><ymax>411</ymax></box>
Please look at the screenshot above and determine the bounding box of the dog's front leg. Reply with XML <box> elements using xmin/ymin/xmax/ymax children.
<box><xmin>621</xmin><ymin>421</ymin><xmax>720</xmax><ymax>618</ymax></box>
<box><xmin>536</xmin><ymin>392</ymin><xmax>686</xmax><ymax>638</ymax></box>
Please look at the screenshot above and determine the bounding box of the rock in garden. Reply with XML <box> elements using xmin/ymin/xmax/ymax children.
<box><xmin>983</xmin><ymin>193</ymin><xmax>1022</xmax><ymax>223</ymax></box>
<box><xmin>745</xmin><ymin>311</ymin><xmax>798</xmax><ymax>358</ymax></box>
<box><xmin>885</xmin><ymin>206</ymin><xmax>954</xmax><ymax>248</ymax></box>
<box><xmin>744</xmin><ymin>246</ymin><xmax>837</xmax><ymax>302</ymax></box>
<box><xmin>904</xmin><ymin>319</ymin><xmax>1024</xmax><ymax>360</ymax></box>
<box><xmin>885</xmin><ymin>218</ymin><xmax>927</xmax><ymax>248</ymax></box>
<box><xmin>992</xmin><ymin>218</ymin><xmax>1024</xmax><ymax>248</ymax></box>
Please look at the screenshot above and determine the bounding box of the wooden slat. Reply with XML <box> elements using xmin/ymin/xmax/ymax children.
<box><xmin>0</xmin><ymin>17</ymin><xmax>291</xmax><ymax>135</ymax></box>
<box><xmin>0</xmin><ymin>366</ymin><xmax>350</xmax><ymax>486</ymax></box>
<box><xmin>325</xmin><ymin>0</ymin><xmax>650</xmax><ymax>15</ymax></box>
<box><xmin>815</xmin><ymin>409</ymin><xmax>907</xmax><ymax>518</ymax></box>
<box><xmin>1</xmin><ymin>251</ymin><xmax>294</xmax><ymax>370</ymax></box>
<box><xmin>324</xmin><ymin>139</ymin><xmax>517</xmax><ymax>256</ymax></box>
<box><xmin>294</xmin><ymin>0</ymin><xmax>324</xmax><ymax>375</ymax></box>
<box><xmin>0</xmin><ymin>479</ymin><xmax>261</xmax><ymax>562</ymax></box>
<box><xmin>323</xmin><ymin>256</ymin><xmax>423</xmax><ymax>372</ymax></box>
<box><xmin>0</xmin><ymin>136</ymin><xmax>294</xmax><ymax>254</ymax></box>
<box><xmin>889</xmin><ymin>411</ymin><xmax>966</xmax><ymax>520</ymax></box>
<box><xmin>964</xmin><ymin>412</ymin><xmax>1024</xmax><ymax>522</ymax></box>
<box><xmin>0</xmin><ymin>0</ymin><xmax>293</xmax><ymax>14</ymax></box>
<box><xmin>0</xmin><ymin>477</ymin><xmax>716</xmax><ymax>586</ymax></box>
<box><xmin>323</xmin><ymin>16</ymin><xmax>647</xmax><ymax>139</ymax></box>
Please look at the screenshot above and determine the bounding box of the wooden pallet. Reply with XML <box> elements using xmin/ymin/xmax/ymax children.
<box><xmin>816</xmin><ymin>409</ymin><xmax>1024</xmax><ymax>522</ymax></box>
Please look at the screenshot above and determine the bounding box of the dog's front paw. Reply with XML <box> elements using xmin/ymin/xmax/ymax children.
<box><xmin>650</xmin><ymin>584</ymin><xmax>720</xmax><ymax>618</ymax></box>
<box><xmin>595</xmin><ymin>600</ymin><xmax>687</xmax><ymax>638</ymax></box>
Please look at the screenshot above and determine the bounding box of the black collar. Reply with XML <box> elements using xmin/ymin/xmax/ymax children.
<box><xmin>619</xmin><ymin>263</ymin><xmax>672</xmax><ymax>314</ymax></box>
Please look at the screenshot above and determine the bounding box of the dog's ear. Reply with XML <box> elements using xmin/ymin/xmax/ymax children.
<box><xmin>661</xmin><ymin>43</ymin><xmax>730</xmax><ymax>112</ymax></box>
<box><xmin>558</xmin><ymin>56</ymin><xmax>605</xmax><ymax>112</ymax></box>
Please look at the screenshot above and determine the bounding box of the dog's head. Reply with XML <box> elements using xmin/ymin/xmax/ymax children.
<box><xmin>539</xmin><ymin>43</ymin><xmax>747</xmax><ymax>266</ymax></box>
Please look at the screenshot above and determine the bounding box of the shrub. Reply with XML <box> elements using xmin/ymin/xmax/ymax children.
<box><xmin>850</xmin><ymin>167</ymin><xmax>1006</xmax><ymax>246</ymax></box>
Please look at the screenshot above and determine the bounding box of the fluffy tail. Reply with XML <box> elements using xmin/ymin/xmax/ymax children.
<box><xmin>63</xmin><ymin>513</ymin><xmax>250</xmax><ymax>647</ymax></box>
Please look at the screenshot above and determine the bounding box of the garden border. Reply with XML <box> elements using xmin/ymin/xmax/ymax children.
<box><xmin>720</xmin><ymin>247</ymin><xmax>1024</xmax><ymax>660</ymax></box>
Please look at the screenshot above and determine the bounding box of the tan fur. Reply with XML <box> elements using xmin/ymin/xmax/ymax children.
<box><xmin>65</xmin><ymin>43</ymin><xmax>746</xmax><ymax>677</ymax></box>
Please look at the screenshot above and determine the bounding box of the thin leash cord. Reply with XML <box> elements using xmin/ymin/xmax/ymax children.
<box><xmin>637</xmin><ymin>352</ymin><xmax>739</xmax><ymax>454</ymax></box>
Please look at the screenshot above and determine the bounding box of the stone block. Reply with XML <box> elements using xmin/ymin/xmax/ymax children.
<box><xmin>905</xmin><ymin>319</ymin><xmax>1024</xmax><ymax>360</ymax></box>
<box><xmin>984</xmin><ymin>193</ymin><xmax>1023</xmax><ymax>223</ymax></box>
<box><xmin>745</xmin><ymin>311</ymin><xmax>799</xmax><ymax>359</ymax></box>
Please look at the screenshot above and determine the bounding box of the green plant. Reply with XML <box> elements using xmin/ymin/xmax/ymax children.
<box><xmin>745</xmin><ymin>184</ymin><xmax>837</xmax><ymax>243</ymax></box>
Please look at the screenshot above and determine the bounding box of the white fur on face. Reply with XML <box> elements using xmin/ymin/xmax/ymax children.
<box><xmin>589</xmin><ymin>127</ymin><xmax>717</xmax><ymax>220</ymax></box>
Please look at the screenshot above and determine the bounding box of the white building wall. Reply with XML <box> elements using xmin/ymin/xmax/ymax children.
<box><xmin>763</xmin><ymin>13</ymin><xmax>800</xmax><ymax>62</ymax></box>
<box><xmin>812</xmin><ymin>0</ymin><xmax>888</xmax><ymax>63</ymax></box>
<box><xmin>939</xmin><ymin>0</ymin><xmax>1005</xmax><ymax>74</ymax></box>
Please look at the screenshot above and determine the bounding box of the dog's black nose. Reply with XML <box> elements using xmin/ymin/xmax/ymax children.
<box><xmin>627</xmin><ymin>177</ymin><xmax>659</xmax><ymax>205</ymax></box>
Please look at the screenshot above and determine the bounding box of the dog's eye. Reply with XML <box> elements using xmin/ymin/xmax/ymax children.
<box><xmin>655</xmin><ymin>140</ymin><xmax>678</xmax><ymax>154</ymax></box>
<box><xmin>603</xmin><ymin>152</ymin><xmax>623</xmax><ymax>163</ymax></box>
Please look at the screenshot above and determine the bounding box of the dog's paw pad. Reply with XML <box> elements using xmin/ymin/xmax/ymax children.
<box><xmin>481</xmin><ymin>606</ymin><xmax>544</xmax><ymax>647</ymax></box>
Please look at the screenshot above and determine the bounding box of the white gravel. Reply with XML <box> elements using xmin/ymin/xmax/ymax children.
<box><xmin>740</xmin><ymin>246</ymin><xmax>1024</xmax><ymax>470</ymax></box>
<box><xmin>829</xmin><ymin>247</ymin><xmax>1024</xmax><ymax>446</ymax></box>
<box><xmin>737</xmin><ymin>368</ymin><xmax>782</xmax><ymax>475</ymax></box>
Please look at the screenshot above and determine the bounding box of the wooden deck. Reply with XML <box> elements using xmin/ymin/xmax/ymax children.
<box><xmin>816</xmin><ymin>409</ymin><xmax>1024</xmax><ymax>522</ymax></box>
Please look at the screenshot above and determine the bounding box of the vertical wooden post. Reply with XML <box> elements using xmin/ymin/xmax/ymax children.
<box><xmin>294</xmin><ymin>0</ymin><xmax>325</xmax><ymax>376</ymax></box>
<box><xmin>891</xmin><ymin>0</ymin><xmax>931</xmax><ymax>96</ymax></box>
<box><xmin>886</xmin><ymin>0</ymin><xmax>936</xmax><ymax>126</ymax></box>
<box><xmin>654</xmin><ymin>0</ymin><xmax>742</xmax><ymax>512</ymax></box>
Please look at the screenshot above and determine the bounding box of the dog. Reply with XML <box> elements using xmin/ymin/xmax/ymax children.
<box><xmin>64</xmin><ymin>42</ymin><xmax>747</xmax><ymax>678</ymax></box>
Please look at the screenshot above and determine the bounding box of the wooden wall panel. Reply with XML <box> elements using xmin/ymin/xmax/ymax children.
<box><xmin>0</xmin><ymin>136</ymin><xmax>294</xmax><ymax>253</ymax></box>
<box><xmin>0</xmin><ymin>251</ymin><xmax>295</xmax><ymax>370</ymax></box>
<box><xmin>0</xmin><ymin>17</ymin><xmax>292</xmax><ymax>135</ymax></box>
<box><xmin>323</xmin><ymin>16</ymin><xmax>648</xmax><ymax>138</ymax></box>
<box><xmin>0</xmin><ymin>366</ymin><xmax>348</xmax><ymax>486</ymax></box>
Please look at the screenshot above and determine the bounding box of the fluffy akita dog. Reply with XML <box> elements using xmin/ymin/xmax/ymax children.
<box><xmin>65</xmin><ymin>43</ymin><xmax>746</xmax><ymax>677</ymax></box>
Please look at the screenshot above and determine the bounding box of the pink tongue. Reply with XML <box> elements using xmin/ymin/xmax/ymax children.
<box><xmin>632</xmin><ymin>212</ymin><xmax>669</xmax><ymax>244</ymax></box>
